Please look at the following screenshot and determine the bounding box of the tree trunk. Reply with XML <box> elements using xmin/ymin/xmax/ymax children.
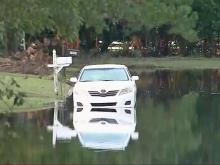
<box><xmin>5</xmin><ymin>28</ymin><xmax>19</xmax><ymax>56</ymax></box>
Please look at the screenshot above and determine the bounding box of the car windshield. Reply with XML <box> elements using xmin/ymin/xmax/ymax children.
<box><xmin>79</xmin><ymin>68</ymin><xmax>129</xmax><ymax>82</ymax></box>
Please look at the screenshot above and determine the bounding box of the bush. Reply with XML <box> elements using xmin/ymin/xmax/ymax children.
<box><xmin>0</xmin><ymin>77</ymin><xmax>25</xmax><ymax>110</ymax></box>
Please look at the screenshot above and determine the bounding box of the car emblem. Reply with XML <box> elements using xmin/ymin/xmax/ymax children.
<box><xmin>100</xmin><ymin>89</ymin><xmax>106</xmax><ymax>93</ymax></box>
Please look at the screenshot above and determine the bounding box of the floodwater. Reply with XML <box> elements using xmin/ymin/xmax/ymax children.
<box><xmin>1</xmin><ymin>69</ymin><xmax>220</xmax><ymax>164</ymax></box>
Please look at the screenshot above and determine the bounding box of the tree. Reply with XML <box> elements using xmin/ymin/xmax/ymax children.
<box><xmin>78</xmin><ymin>0</ymin><xmax>198</xmax><ymax>54</ymax></box>
<box><xmin>0</xmin><ymin>0</ymin><xmax>81</xmax><ymax>55</ymax></box>
<box><xmin>0</xmin><ymin>0</ymin><xmax>198</xmax><ymax>55</ymax></box>
<box><xmin>192</xmin><ymin>0</ymin><xmax>220</xmax><ymax>56</ymax></box>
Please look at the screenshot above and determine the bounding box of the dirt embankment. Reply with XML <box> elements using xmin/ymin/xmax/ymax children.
<box><xmin>0</xmin><ymin>49</ymin><xmax>53</xmax><ymax>75</ymax></box>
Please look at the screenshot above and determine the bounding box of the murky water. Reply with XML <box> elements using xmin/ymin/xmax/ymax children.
<box><xmin>1</xmin><ymin>69</ymin><xmax>220</xmax><ymax>164</ymax></box>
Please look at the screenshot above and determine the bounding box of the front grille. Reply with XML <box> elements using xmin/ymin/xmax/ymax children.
<box><xmin>91</xmin><ymin>108</ymin><xmax>117</xmax><ymax>112</ymax></box>
<box><xmin>91</xmin><ymin>102</ymin><xmax>117</xmax><ymax>106</ymax></box>
<box><xmin>88</xmin><ymin>90</ymin><xmax>119</xmax><ymax>97</ymax></box>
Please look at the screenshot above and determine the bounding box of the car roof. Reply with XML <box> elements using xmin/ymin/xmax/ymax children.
<box><xmin>83</xmin><ymin>64</ymin><xmax>127</xmax><ymax>69</ymax></box>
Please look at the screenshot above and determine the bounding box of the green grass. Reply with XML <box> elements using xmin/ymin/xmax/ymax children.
<box><xmin>72</xmin><ymin>56</ymin><xmax>220</xmax><ymax>70</ymax></box>
<box><xmin>1</xmin><ymin>56</ymin><xmax>220</xmax><ymax>113</ymax></box>
<box><xmin>0</xmin><ymin>72</ymin><xmax>59</xmax><ymax>113</ymax></box>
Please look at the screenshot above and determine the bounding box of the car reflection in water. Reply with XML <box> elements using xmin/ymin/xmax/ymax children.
<box><xmin>47</xmin><ymin>101</ymin><xmax>139</xmax><ymax>151</ymax></box>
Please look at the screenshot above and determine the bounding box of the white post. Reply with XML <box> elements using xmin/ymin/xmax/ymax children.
<box><xmin>52</xmin><ymin>100</ymin><xmax>58</xmax><ymax>147</ymax></box>
<box><xmin>53</xmin><ymin>49</ymin><xmax>58</xmax><ymax>95</ymax></box>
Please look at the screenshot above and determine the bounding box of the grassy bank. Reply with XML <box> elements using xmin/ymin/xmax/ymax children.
<box><xmin>0</xmin><ymin>72</ymin><xmax>69</xmax><ymax>113</ymax></box>
<box><xmin>71</xmin><ymin>56</ymin><xmax>220</xmax><ymax>70</ymax></box>
<box><xmin>1</xmin><ymin>56</ymin><xmax>220</xmax><ymax>113</ymax></box>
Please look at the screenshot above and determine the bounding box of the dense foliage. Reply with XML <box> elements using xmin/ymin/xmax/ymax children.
<box><xmin>0</xmin><ymin>0</ymin><xmax>219</xmax><ymax>56</ymax></box>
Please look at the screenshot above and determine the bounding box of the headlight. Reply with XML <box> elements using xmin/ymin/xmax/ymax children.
<box><xmin>119</xmin><ymin>87</ymin><xmax>133</xmax><ymax>95</ymax></box>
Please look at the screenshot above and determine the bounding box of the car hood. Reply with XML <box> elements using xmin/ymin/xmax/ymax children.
<box><xmin>74</xmin><ymin>81</ymin><xmax>133</xmax><ymax>91</ymax></box>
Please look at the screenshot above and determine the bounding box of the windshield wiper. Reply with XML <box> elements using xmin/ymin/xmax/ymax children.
<box><xmin>101</xmin><ymin>80</ymin><xmax>113</xmax><ymax>81</ymax></box>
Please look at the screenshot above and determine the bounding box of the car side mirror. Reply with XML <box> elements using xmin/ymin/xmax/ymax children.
<box><xmin>131</xmin><ymin>76</ymin><xmax>139</xmax><ymax>81</ymax></box>
<box><xmin>70</xmin><ymin>77</ymin><xmax>77</xmax><ymax>83</ymax></box>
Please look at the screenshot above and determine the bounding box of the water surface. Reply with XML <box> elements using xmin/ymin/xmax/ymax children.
<box><xmin>1</xmin><ymin>69</ymin><xmax>220</xmax><ymax>164</ymax></box>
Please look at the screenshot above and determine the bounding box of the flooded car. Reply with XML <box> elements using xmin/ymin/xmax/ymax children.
<box><xmin>63</xmin><ymin>64</ymin><xmax>139</xmax><ymax>150</ymax></box>
<box><xmin>70</xmin><ymin>64</ymin><xmax>139</xmax><ymax>115</ymax></box>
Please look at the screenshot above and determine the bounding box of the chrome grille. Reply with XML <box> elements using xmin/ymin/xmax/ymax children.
<box><xmin>88</xmin><ymin>90</ymin><xmax>119</xmax><ymax>97</ymax></box>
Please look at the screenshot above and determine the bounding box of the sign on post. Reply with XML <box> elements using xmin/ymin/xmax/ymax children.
<box><xmin>56</xmin><ymin>57</ymin><xmax>72</xmax><ymax>66</ymax></box>
<box><xmin>48</xmin><ymin>49</ymin><xmax>72</xmax><ymax>95</ymax></box>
